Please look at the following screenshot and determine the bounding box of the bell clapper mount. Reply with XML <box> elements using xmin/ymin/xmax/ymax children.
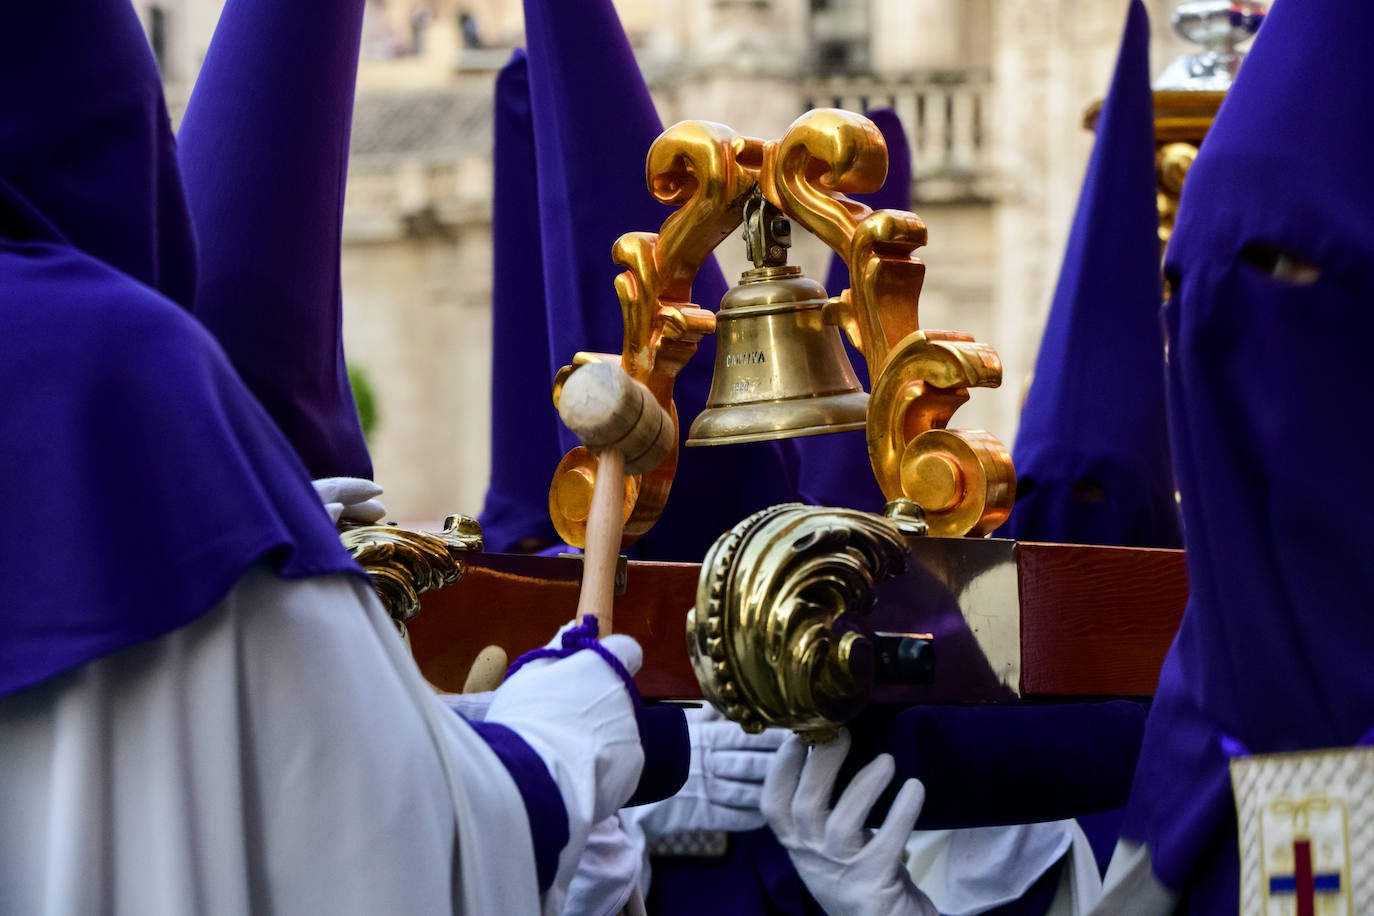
<box><xmin>741</xmin><ymin>187</ymin><xmax>792</xmax><ymax>271</ymax></box>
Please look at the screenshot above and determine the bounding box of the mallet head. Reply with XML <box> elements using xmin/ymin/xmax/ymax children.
<box><xmin>558</xmin><ymin>362</ymin><xmax>674</xmax><ymax>475</ymax></box>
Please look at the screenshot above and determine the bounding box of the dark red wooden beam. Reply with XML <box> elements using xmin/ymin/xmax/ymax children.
<box><xmin>1016</xmin><ymin>542</ymin><xmax>1188</xmax><ymax>697</ymax></box>
<box><xmin>409</xmin><ymin>542</ymin><xmax>1188</xmax><ymax>701</ymax></box>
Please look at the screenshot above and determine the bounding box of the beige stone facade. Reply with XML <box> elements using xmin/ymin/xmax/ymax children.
<box><xmin>138</xmin><ymin>0</ymin><xmax>1199</xmax><ymax>532</ymax></box>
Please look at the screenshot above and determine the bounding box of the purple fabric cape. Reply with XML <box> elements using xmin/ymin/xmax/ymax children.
<box><xmin>477</xmin><ymin>0</ymin><xmax>793</xmax><ymax>561</ymax></box>
<box><xmin>0</xmin><ymin>1</ymin><xmax>360</xmax><ymax>698</ymax></box>
<box><xmin>1120</xmin><ymin>0</ymin><xmax>1374</xmax><ymax>907</ymax></box>
<box><xmin>775</xmin><ymin>107</ymin><xmax>910</xmax><ymax>516</ymax></box>
<box><xmin>177</xmin><ymin>0</ymin><xmax>373</xmax><ymax>480</ymax></box>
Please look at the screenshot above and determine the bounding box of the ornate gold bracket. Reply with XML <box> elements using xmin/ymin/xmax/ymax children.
<box><xmin>755</xmin><ymin>109</ymin><xmax>1013</xmax><ymax>535</ymax></box>
<box><xmin>549</xmin><ymin>121</ymin><xmax>758</xmax><ymax>548</ymax></box>
<box><xmin>688</xmin><ymin>502</ymin><xmax>912</xmax><ymax>743</ymax></box>
<box><xmin>865</xmin><ymin>332</ymin><xmax>1013</xmax><ymax>536</ymax></box>
<box><xmin>549</xmin><ymin>109</ymin><xmax>1014</xmax><ymax>544</ymax></box>
<box><xmin>1151</xmin><ymin>91</ymin><xmax>1222</xmax><ymax>248</ymax></box>
<box><xmin>341</xmin><ymin>514</ymin><xmax>483</xmax><ymax>634</ymax></box>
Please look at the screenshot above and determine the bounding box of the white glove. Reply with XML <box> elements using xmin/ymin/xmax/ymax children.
<box><xmin>624</xmin><ymin>705</ymin><xmax>787</xmax><ymax>837</ymax></box>
<box><xmin>485</xmin><ymin>625</ymin><xmax>645</xmax><ymax>908</ymax></box>
<box><xmin>311</xmin><ymin>476</ymin><xmax>387</xmax><ymax>523</ymax></box>
<box><xmin>485</xmin><ymin>624</ymin><xmax>645</xmax><ymax>831</ymax></box>
<box><xmin>762</xmin><ymin>731</ymin><xmax>938</xmax><ymax>916</ymax></box>
<box><xmin>440</xmin><ymin>686</ymin><xmax>649</xmax><ymax>915</ymax></box>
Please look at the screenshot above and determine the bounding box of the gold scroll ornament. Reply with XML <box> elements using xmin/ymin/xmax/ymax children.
<box><xmin>341</xmin><ymin>514</ymin><xmax>483</xmax><ymax>635</ymax></box>
<box><xmin>1153</xmin><ymin>90</ymin><xmax>1222</xmax><ymax>247</ymax></box>
<box><xmin>548</xmin><ymin>121</ymin><xmax>756</xmax><ymax>548</ymax></box>
<box><xmin>549</xmin><ymin>109</ymin><xmax>1013</xmax><ymax>545</ymax></box>
<box><xmin>759</xmin><ymin>109</ymin><xmax>1013</xmax><ymax>537</ymax></box>
<box><xmin>689</xmin><ymin>500</ymin><xmax>922</xmax><ymax>742</ymax></box>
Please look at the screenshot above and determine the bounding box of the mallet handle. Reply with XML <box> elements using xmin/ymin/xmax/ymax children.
<box><xmin>576</xmin><ymin>448</ymin><xmax>625</xmax><ymax>635</ymax></box>
<box><xmin>558</xmin><ymin>362</ymin><xmax>674</xmax><ymax>635</ymax></box>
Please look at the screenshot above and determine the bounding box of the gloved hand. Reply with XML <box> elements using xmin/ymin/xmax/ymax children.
<box><xmin>762</xmin><ymin>730</ymin><xmax>938</xmax><ymax>916</ymax></box>
<box><xmin>485</xmin><ymin>623</ymin><xmax>646</xmax><ymax>908</ymax></box>
<box><xmin>484</xmin><ymin>624</ymin><xmax>645</xmax><ymax>827</ymax></box>
<box><xmin>311</xmin><ymin>476</ymin><xmax>387</xmax><ymax>524</ymax></box>
<box><xmin>624</xmin><ymin>705</ymin><xmax>787</xmax><ymax>837</ymax></box>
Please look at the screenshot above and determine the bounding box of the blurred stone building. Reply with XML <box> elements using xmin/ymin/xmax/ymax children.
<box><xmin>135</xmin><ymin>0</ymin><xmax>1191</xmax><ymax>528</ymax></box>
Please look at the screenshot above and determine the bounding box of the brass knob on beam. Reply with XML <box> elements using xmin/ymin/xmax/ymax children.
<box><xmin>687</xmin><ymin>503</ymin><xmax>910</xmax><ymax>743</ymax></box>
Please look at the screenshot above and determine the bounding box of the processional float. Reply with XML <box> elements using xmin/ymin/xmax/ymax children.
<box><xmin>343</xmin><ymin>1</ymin><xmax>1259</xmax><ymax>745</ymax></box>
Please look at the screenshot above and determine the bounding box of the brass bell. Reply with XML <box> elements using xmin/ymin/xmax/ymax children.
<box><xmin>686</xmin><ymin>194</ymin><xmax>869</xmax><ymax>446</ymax></box>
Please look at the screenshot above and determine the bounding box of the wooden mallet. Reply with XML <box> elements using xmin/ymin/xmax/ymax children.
<box><xmin>557</xmin><ymin>362</ymin><xmax>675</xmax><ymax>634</ymax></box>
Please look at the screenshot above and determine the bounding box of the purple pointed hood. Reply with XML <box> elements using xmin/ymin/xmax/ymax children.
<box><xmin>1122</xmin><ymin>0</ymin><xmax>1374</xmax><ymax>905</ymax></box>
<box><xmin>478</xmin><ymin>50</ymin><xmax>566</xmax><ymax>552</ymax></box>
<box><xmin>1</xmin><ymin>0</ymin><xmax>361</xmax><ymax>697</ymax></box>
<box><xmin>177</xmin><ymin>0</ymin><xmax>372</xmax><ymax>480</ymax></box>
<box><xmin>999</xmin><ymin>0</ymin><xmax>1180</xmax><ymax>549</ymax></box>
<box><xmin>0</xmin><ymin>2</ymin><xmax>195</xmax><ymax>308</ymax></box>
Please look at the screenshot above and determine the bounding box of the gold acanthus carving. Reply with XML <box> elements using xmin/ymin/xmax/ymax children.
<box><xmin>688</xmin><ymin>503</ymin><xmax>911</xmax><ymax>743</ymax></box>
<box><xmin>549</xmin><ymin>121</ymin><xmax>757</xmax><ymax>548</ymax></box>
<box><xmin>341</xmin><ymin>514</ymin><xmax>483</xmax><ymax>632</ymax></box>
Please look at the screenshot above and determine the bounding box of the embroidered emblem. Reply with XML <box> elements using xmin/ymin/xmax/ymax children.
<box><xmin>1232</xmin><ymin>746</ymin><xmax>1373</xmax><ymax>915</ymax></box>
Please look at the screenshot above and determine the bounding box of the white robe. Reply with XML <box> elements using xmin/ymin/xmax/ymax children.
<box><xmin>0</xmin><ymin>563</ymin><xmax>549</xmax><ymax>915</ymax></box>
<box><xmin>1087</xmin><ymin>840</ymin><xmax>1176</xmax><ymax>916</ymax></box>
<box><xmin>904</xmin><ymin>821</ymin><xmax>1103</xmax><ymax>916</ymax></box>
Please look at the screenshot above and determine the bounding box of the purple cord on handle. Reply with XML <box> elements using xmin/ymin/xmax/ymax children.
<box><xmin>505</xmin><ymin>616</ymin><xmax>643</xmax><ymax>708</ymax></box>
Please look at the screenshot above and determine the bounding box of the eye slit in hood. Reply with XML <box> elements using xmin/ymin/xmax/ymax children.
<box><xmin>1237</xmin><ymin>241</ymin><xmax>1322</xmax><ymax>286</ymax></box>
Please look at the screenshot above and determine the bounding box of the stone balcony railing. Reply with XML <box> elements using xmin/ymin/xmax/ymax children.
<box><xmin>801</xmin><ymin>69</ymin><xmax>995</xmax><ymax>202</ymax></box>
